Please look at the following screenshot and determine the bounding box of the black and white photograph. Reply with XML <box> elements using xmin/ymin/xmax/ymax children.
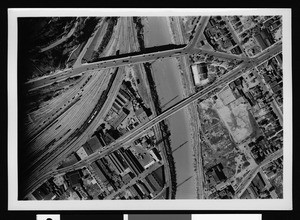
<box><xmin>7</xmin><ymin>8</ymin><xmax>292</xmax><ymax>210</ymax></box>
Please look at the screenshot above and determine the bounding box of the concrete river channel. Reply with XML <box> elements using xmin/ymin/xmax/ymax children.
<box><xmin>144</xmin><ymin>17</ymin><xmax>197</xmax><ymax>199</ymax></box>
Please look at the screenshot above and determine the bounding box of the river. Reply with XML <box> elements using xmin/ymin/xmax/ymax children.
<box><xmin>144</xmin><ymin>17</ymin><xmax>197</xmax><ymax>199</ymax></box>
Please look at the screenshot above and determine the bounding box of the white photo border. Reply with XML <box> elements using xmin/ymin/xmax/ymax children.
<box><xmin>8</xmin><ymin>8</ymin><xmax>292</xmax><ymax>210</ymax></box>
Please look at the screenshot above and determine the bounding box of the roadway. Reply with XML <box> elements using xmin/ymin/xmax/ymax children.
<box><xmin>26</xmin><ymin>47</ymin><xmax>247</xmax><ymax>92</ymax></box>
<box><xmin>234</xmin><ymin>148</ymin><xmax>283</xmax><ymax>198</ymax></box>
<box><xmin>104</xmin><ymin>162</ymin><xmax>163</xmax><ymax>200</ymax></box>
<box><xmin>222</xmin><ymin>16</ymin><xmax>249</xmax><ymax>57</ymax></box>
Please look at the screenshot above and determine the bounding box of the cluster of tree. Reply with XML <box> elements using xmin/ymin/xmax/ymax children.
<box><xmin>133</xmin><ymin>17</ymin><xmax>145</xmax><ymax>50</ymax></box>
<box><xmin>31</xmin><ymin>17</ymin><xmax>76</xmax><ymax>48</ymax></box>
<box><xmin>26</xmin><ymin>17</ymin><xmax>100</xmax><ymax>80</ymax></box>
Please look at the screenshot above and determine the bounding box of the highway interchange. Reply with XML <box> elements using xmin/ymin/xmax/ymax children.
<box><xmin>21</xmin><ymin>16</ymin><xmax>283</xmax><ymax>199</ymax></box>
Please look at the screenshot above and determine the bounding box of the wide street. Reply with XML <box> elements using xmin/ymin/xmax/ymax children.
<box><xmin>234</xmin><ymin>148</ymin><xmax>283</xmax><ymax>198</ymax></box>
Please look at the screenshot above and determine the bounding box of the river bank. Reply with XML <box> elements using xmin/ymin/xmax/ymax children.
<box><xmin>168</xmin><ymin>16</ymin><xmax>205</xmax><ymax>199</ymax></box>
<box><xmin>143</xmin><ymin>16</ymin><xmax>198</xmax><ymax>199</ymax></box>
<box><xmin>132</xmin><ymin>17</ymin><xmax>177</xmax><ymax>198</ymax></box>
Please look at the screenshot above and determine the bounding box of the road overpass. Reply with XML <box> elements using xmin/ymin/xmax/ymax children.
<box><xmin>27</xmin><ymin>46</ymin><xmax>248</xmax><ymax>92</ymax></box>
